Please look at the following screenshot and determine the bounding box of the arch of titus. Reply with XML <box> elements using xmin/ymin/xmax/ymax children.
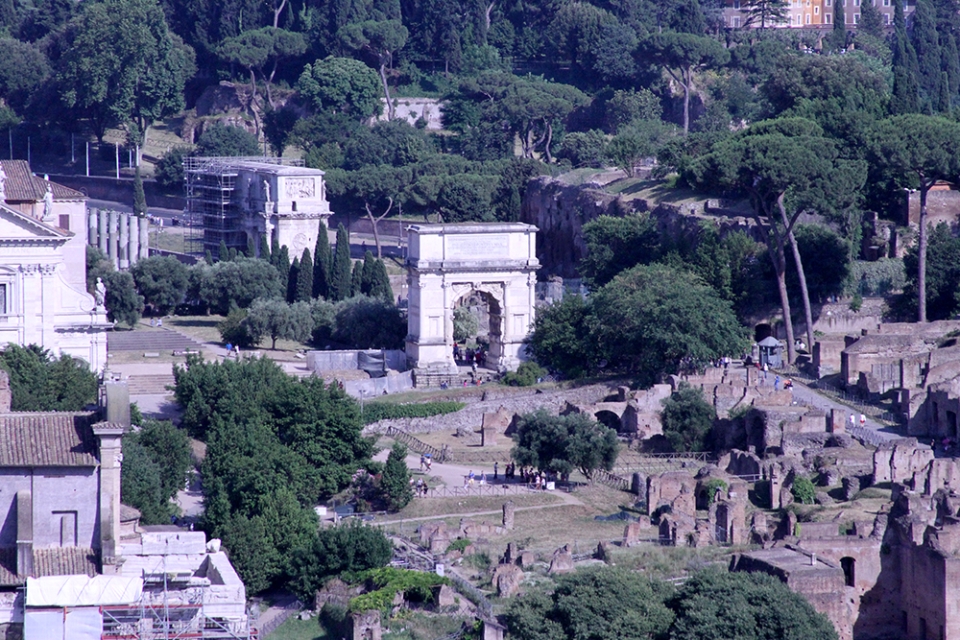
<box><xmin>406</xmin><ymin>223</ymin><xmax>540</xmax><ymax>374</ymax></box>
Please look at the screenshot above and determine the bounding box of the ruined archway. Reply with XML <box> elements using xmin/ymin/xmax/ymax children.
<box><xmin>453</xmin><ymin>289</ymin><xmax>504</xmax><ymax>364</ymax></box>
<box><xmin>405</xmin><ymin>223</ymin><xmax>540</xmax><ymax>375</ymax></box>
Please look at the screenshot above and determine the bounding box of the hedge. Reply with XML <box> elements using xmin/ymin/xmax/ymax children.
<box><xmin>362</xmin><ymin>401</ymin><xmax>465</xmax><ymax>425</ymax></box>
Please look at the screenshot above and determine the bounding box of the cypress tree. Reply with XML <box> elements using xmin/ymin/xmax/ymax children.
<box><xmin>351</xmin><ymin>261</ymin><xmax>364</xmax><ymax>296</ymax></box>
<box><xmin>133</xmin><ymin>167</ymin><xmax>147</xmax><ymax>217</ymax></box>
<box><xmin>313</xmin><ymin>225</ymin><xmax>332</xmax><ymax>298</ymax></box>
<box><xmin>246</xmin><ymin>235</ymin><xmax>257</xmax><ymax>258</ymax></box>
<box><xmin>361</xmin><ymin>250</ymin><xmax>376</xmax><ymax>295</ymax></box>
<box><xmin>260</xmin><ymin>234</ymin><xmax>270</xmax><ymax>261</ymax></box>
<box><xmin>830</xmin><ymin>0</ymin><xmax>845</xmax><ymax>49</ymax></box>
<box><xmin>370</xmin><ymin>258</ymin><xmax>394</xmax><ymax>303</ymax></box>
<box><xmin>287</xmin><ymin>257</ymin><xmax>300</xmax><ymax>303</ymax></box>
<box><xmin>204</xmin><ymin>250</ymin><xmax>214</xmax><ymax>266</ymax></box>
<box><xmin>270</xmin><ymin>236</ymin><xmax>281</xmax><ymax>268</ymax></box>
<box><xmin>276</xmin><ymin>245</ymin><xmax>291</xmax><ymax>280</ymax></box>
<box><xmin>859</xmin><ymin>0</ymin><xmax>884</xmax><ymax>38</ymax></box>
<box><xmin>940</xmin><ymin>70</ymin><xmax>953</xmax><ymax>112</ymax></box>
<box><xmin>296</xmin><ymin>248</ymin><xmax>314</xmax><ymax>302</ymax></box>
<box><xmin>228</xmin><ymin>247</ymin><xmax>238</xmax><ymax>261</ymax></box>
<box><xmin>218</xmin><ymin>240</ymin><xmax>229</xmax><ymax>263</ymax></box>
<box><xmin>912</xmin><ymin>0</ymin><xmax>943</xmax><ymax>102</ymax></box>
<box><xmin>942</xmin><ymin>33</ymin><xmax>960</xmax><ymax>101</ymax></box>
<box><xmin>330</xmin><ymin>224</ymin><xmax>352</xmax><ymax>301</ymax></box>
<box><xmin>892</xmin><ymin>0</ymin><xmax>922</xmax><ymax>114</ymax></box>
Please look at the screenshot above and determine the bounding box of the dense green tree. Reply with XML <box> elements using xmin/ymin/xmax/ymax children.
<box><xmin>263</xmin><ymin>105</ymin><xmax>299</xmax><ymax>157</ymax></box>
<box><xmin>858</xmin><ymin>0</ymin><xmax>884</xmax><ymax>38</ymax></box>
<box><xmin>56</xmin><ymin>0</ymin><xmax>195</xmax><ymax>144</ymax></box>
<box><xmin>286</xmin><ymin>256</ymin><xmax>300</xmax><ymax>303</ymax></box>
<box><xmin>605</xmin><ymin>88</ymin><xmax>662</xmax><ymax>134</ymax></box>
<box><xmin>687</xmin><ymin>120</ymin><xmax>866</xmax><ymax>361</ymax></box>
<box><xmin>198</xmin><ymin>258</ymin><xmax>284</xmax><ymax>314</ymax></box>
<box><xmin>580</xmin><ymin>214</ymin><xmax>662</xmax><ymax>290</ymax></box>
<box><xmin>453</xmin><ymin>306</ymin><xmax>480</xmax><ymax>343</ymax></box>
<box><xmin>912</xmin><ymin>0</ymin><xmax>943</xmax><ymax>105</ymax></box>
<box><xmin>903</xmin><ymin>223</ymin><xmax>960</xmax><ymax>320</ymax></box>
<box><xmin>511</xmin><ymin>409</ymin><xmax>618</xmax><ymax>479</ymax></box>
<box><xmin>743</xmin><ymin>0</ymin><xmax>789</xmax><ymax>29</ymax></box>
<box><xmin>605</xmin><ymin>120</ymin><xmax>677</xmax><ymax>178</ymax></box>
<box><xmin>381</xmin><ymin>443</ymin><xmax>413</xmax><ymax>511</ymax></box>
<box><xmin>590</xmin><ymin>264</ymin><xmax>749</xmax><ymax>386</ymax></box>
<box><xmin>196</xmin><ymin>123</ymin><xmax>260</xmax><ymax>157</ymax></box>
<box><xmin>218</xmin><ymin>240</ymin><xmax>229</xmax><ymax>263</ymax></box>
<box><xmin>154</xmin><ymin>147</ymin><xmax>188</xmax><ymax>189</ymax></box>
<box><xmin>103</xmin><ymin>271</ymin><xmax>145</xmax><ymax>326</ymax></box>
<box><xmin>868</xmin><ymin>115</ymin><xmax>960</xmax><ymax>322</ymax></box>
<box><xmin>133</xmin><ymin>167</ymin><xmax>147</xmax><ymax>216</ymax></box>
<box><xmin>120</xmin><ymin>439</ymin><xmax>169</xmax><ymax>524</ymax></box>
<box><xmin>660</xmin><ymin>383</ymin><xmax>716</xmax><ymax>452</ymax></box>
<box><xmin>337</xmin><ymin>19</ymin><xmax>409</xmax><ymax>119</ymax></box>
<box><xmin>313</xmin><ymin>225</ymin><xmax>333</xmax><ymax>298</ymax></box>
<box><xmin>0</xmin><ymin>38</ymin><xmax>50</xmax><ymax>115</ymax></box>
<box><xmin>785</xmin><ymin>224</ymin><xmax>851</xmax><ymax>304</ymax></box>
<box><xmin>527</xmin><ymin>295</ymin><xmax>595</xmax><ymax>378</ymax></box>
<box><xmin>0</xmin><ymin>344</ymin><xmax>98</xmax><ymax>411</ymax></box>
<box><xmin>287</xmin><ymin>521</ymin><xmax>392</xmax><ymax>603</ymax></box>
<box><xmin>556</xmin><ymin>130</ymin><xmax>607</xmax><ymax>168</ymax></box>
<box><xmin>297</xmin><ymin>56</ymin><xmax>383</xmax><ymax>120</ymax></box>
<box><xmin>296</xmin><ymin>248</ymin><xmax>314</xmax><ymax>302</ymax></box>
<box><xmin>131</xmin><ymin>255</ymin><xmax>189</xmax><ymax>314</ymax></box>
<box><xmin>504</xmin><ymin>566</ymin><xmax>675</xmax><ymax>640</ymax></box>
<box><xmin>330</xmin><ymin>223</ymin><xmax>353</xmax><ymax>301</ymax></box>
<box><xmin>891</xmin><ymin>0</ymin><xmax>921</xmax><ymax>114</ymax></box>
<box><xmin>245</xmin><ymin>298</ymin><xmax>313</xmax><ymax>348</ymax></box>
<box><xmin>332</xmin><ymin>295</ymin><xmax>405</xmax><ymax>349</ymax></box>
<box><xmin>669</xmin><ymin>568</ymin><xmax>838</xmax><ymax>640</ymax></box>
<box><xmin>326</xmin><ymin>164</ymin><xmax>411</xmax><ymax>258</ymax></box>
<box><xmin>351</xmin><ymin>261</ymin><xmax>364</xmax><ymax>297</ymax></box>
<box><xmin>218</xmin><ymin>27</ymin><xmax>306</xmax><ymax>113</ymax></box>
<box><xmin>644</xmin><ymin>33</ymin><xmax>730</xmax><ymax>132</ymax></box>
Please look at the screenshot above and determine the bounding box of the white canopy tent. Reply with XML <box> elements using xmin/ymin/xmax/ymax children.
<box><xmin>24</xmin><ymin>575</ymin><xmax>143</xmax><ymax>640</ymax></box>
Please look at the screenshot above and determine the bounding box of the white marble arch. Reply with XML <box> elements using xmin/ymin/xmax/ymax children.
<box><xmin>405</xmin><ymin>223</ymin><xmax>539</xmax><ymax>374</ymax></box>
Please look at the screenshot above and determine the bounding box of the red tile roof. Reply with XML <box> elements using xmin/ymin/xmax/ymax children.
<box><xmin>0</xmin><ymin>160</ymin><xmax>86</xmax><ymax>202</ymax></box>
<box><xmin>0</xmin><ymin>547</ymin><xmax>99</xmax><ymax>586</ymax></box>
<box><xmin>0</xmin><ymin>412</ymin><xmax>100</xmax><ymax>467</ymax></box>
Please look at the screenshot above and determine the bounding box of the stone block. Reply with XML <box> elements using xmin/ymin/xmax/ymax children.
<box><xmin>502</xmin><ymin>501</ymin><xmax>515</xmax><ymax>530</ymax></box>
<box><xmin>842</xmin><ymin>476</ymin><xmax>861</xmax><ymax>501</ymax></box>
<box><xmin>622</xmin><ymin>523</ymin><xmax>641</xmax><ymax>548</ymax></box>
<box><xmin>494</xmin><ymin>563</ymin><xmax>523</xmax><ymax>597</ymax></box>
<box><xmin>548</xmin><ymin>545</ymin><xmax>574</xmax><ymax>574</ymax></box>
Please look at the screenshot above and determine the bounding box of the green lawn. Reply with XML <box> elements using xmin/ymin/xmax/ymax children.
<box><xmin>266</xmin><ymin>616</ymin><xmax>329</xmax><ymax>640</ymax></box>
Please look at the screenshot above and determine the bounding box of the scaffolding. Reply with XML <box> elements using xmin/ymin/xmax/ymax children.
<box><xmin>100</xmin><ymin>568</ymin><xmax>257</xmax><ymax>640</ymax></box>
<box><xmin>183</xmin><ymin>156</ymin><xmax>304</xmax><ymax>256</ymax></box>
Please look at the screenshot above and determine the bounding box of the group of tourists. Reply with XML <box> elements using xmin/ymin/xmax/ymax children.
<box><xmin>413</xmin><ymin>478</ymin><xmax>429</xmax><ymax>497</ymax></box>
<box><xmin>453</xmin><ymin>342</ymin><xmax>486</xmax><ymax>368</ymax></box>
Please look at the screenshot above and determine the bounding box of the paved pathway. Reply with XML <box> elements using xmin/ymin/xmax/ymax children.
<box><xmin>790</xmin><ymin>380</ymin><xmax>903</xmax><ymax>443</ymax></box>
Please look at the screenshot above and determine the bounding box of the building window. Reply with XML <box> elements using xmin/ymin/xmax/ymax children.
<box><xmin>825</xmin><ymin>12</ymin><xmax>832</xmax><ymax>21</ymax></box>
<box><xmin>734</xmin><ymin>0</ymin><xmax>740</xmax><ymax>8</ymax></box>
<box><xmin>54</xmin><ymin>511</ymin><xmax>77</xmax><ymax>547</ymax></box>
<box><xmin>854</xmin><ymin>12</ymin><xmax>860</xmax><ymax>20</ymax></box>
<box><xmin>733</xmin><ymin>15</ymin><xmax>741</xmax><ymax>26</ymax></box>
<box><xmin>826</xmin><ymin>0</ymin><xmax>832</xmax><ymax>7</ymax></box>
<box><xmin>815</xmin><ymin>5</ymin><xmax>820</xmax><ymax>13</ymax></box>
<box><xmin>883</xmin><ymin>0</ymin><xmax>890</xmax><ymax>5</ymax></box>
<box><xmin>0</xmin><ymin>284</ymin><xmax>7</xmax><ymax>315</ymax></box>
<box><xmin>806</xmin><ymin>12</ymin><xmax>811</xmax><ymax>22</ymax></box>
<box><xmin>885</xmin><ymin>12</ymin><xmax>891</xmax><ymax>21</ymax></box>
<box><xmin>59</xmin><ymin>215</ymin><xmax>70</xmax><ymax>231</ymax></box>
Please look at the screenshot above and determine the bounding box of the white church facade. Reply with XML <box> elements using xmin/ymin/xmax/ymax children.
<box><xmin>0</xmin><ymin>161</ymin><xmax>108</xmax><ymax>370</ymax></box>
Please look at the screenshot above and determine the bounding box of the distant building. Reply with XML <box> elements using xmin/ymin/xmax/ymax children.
<box><xmin>0</xmin><ymin>160</ymin><xmax>108</xmax><ymax>370</ymax></box>
<box><xmin>184</xmin><ymin>156</ymin><xmax>332</xmax><ymax>257</ymax></box>
<box><xmin>721</xmin><ymin>0</ymin><xmax>909</xmax><ymax>31</ymax></box>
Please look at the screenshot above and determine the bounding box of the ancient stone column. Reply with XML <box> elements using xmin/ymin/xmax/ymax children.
<box><xmin>127</xmin><ymin>216</ymin><xmax>140</xmax><ymax>266</ymax></box>
<box><xmin>88</xmin><ymin>208</ymin><xmax>98</xmax><ymax>246</ymax></box>
<box><xmin>98</xmin><ymin>209</ymin><xmax>109</xmax><ymax>255</ymax></box>
<box><xmin>139</xmin><ymin>216</ymin><xmax>150</xmax><ymax>261</ymax></box>
<box><xmin>118</xmin><ymin>213</ymin><xmax>129</xmax><ymax>269</ymax></box>
<box><xmin>108</xmin><ymin>211</ymin><xmax>119</xmax><ymax>269</ymax></box>
<box><xmin>502</xmin><ymin>501</ymin><xmax>515</xmax><ymax>530</ymax></box>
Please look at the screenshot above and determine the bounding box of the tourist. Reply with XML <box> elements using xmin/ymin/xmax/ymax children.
<box><xmin>860</xmin><ymin>414</ymin><xmax>866</xmax><ymax>427</ymax></box>
<box><xmin>494</xmin><ymin>462</ymin><xmax>499</xmax><ymax>479</ymax></box>
<box><xmin>480</xmin><ymin>472</ymin><xmax>486</xmax><ymax>485</ymax></box>
<box><xmin>774</xmin><ymin>375</ymin><xmax>781</xmax><ymax>390</ymax></box>
<box><xmin>420</xmin><ymin>455</ymin><xmax>426</xmax><ymax>472</ymax></box>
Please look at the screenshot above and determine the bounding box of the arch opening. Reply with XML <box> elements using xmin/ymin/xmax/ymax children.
<box><xmin>453</xmin><ymin>289</ymin><xmax>503</xmax><ymax>368</ymax></box>
<box><xmin>841</xmin><ymin>556</ymin><xmax>855</xmax><ymax>587</ymax></box>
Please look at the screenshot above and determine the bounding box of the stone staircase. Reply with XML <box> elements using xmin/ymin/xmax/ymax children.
<box><xmin>125</xmin><ymin>374</ymin><xmax>176</xmax><ymax>396</ymax></box>
<box><xmin>108</xmin><ymin>329</ymin><xmax>204</xmax><ymax>354</ymax></box>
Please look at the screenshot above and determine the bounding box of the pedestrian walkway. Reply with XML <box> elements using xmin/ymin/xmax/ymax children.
<box><xmin>790</xmin><ymin>380</ymin><xmax>903</xmax><ymax>444</ymax></box>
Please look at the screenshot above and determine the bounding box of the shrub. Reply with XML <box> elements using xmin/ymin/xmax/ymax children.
<box><xmin>155</xmin><ymin>146</ymin><xmax>189</xmax><ymax>189</ymax></box>
<box><xmin>362</xmin><ymin>401</ymin><xmax>465</xmax><ymax>425</ymax></box>
<box><xmin>217</xmin><ymin>307</ymin><xmax>257</xmax><ymax>347</ymax></box>
<box><xmin>791</xmin><ymin>475</ymin><xmax>816</xmax><ymax>505</ymax></box>
<box><xmin>501</xmin><ymin>361</ymin><xmax>547</xmax><ymax>386</ymax></box>
<box><xmin>348</xmin><ymin>568</ymin><xmax>447</xmax><ymax>613</ymax></box>
<box><xmin>702</xmin><ymin>478</ymin><xmax>727</xmax><ymax>507</ymax></box>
